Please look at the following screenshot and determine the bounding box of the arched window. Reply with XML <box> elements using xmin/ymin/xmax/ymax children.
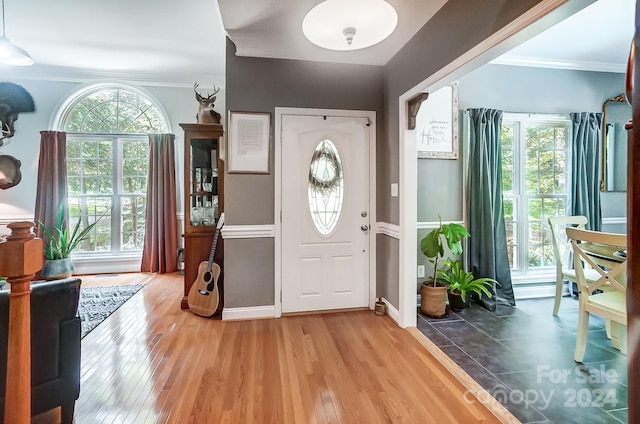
<box><xmin>56</xmin><ymin>84</ymin><xmax>170</xmax><ymax>255</ymax></box>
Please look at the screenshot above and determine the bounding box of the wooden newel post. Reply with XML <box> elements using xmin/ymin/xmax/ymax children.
<box><xmin>0</xmin><ymin>222</ymin><xmax>43</xmax><ymax>424</ymax></box>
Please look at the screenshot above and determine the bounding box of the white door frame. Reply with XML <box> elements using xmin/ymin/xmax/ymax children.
<box><xmin>397</xmin><ymin>0</ymin><xmax>579</xmax><ymax>328</ymax></box>
<box><xmin>275</xmin><ymin>107</ymin><xmax>377</xmax><ymax>317</ymax></box>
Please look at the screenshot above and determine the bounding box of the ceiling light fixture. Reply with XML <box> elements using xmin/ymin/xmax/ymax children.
<box><xmin>0</xmin><ymin>0</ymin><xmax>32</xmax><ymax>66</ymax></box>
<box><xmin>302</xmin><ymin>0</ymin><xmax>398</xmax><ymax>51</ymax></box>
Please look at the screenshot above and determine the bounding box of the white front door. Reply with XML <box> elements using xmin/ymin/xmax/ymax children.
<box><xmin>281</xmin><ymin>113</ymin><xmax>371</xmax><ymax>313</ymax></box>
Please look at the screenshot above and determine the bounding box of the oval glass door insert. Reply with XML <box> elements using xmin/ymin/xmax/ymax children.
<box><xmin>308</xmin><ymin>138</ymin><xmax>344</xmax><ymax>235</ymax></box>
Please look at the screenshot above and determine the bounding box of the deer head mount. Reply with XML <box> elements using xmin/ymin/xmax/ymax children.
<box><xmin>194</xmin><ymin>83</ymin><xmax>221</xmax><ymax>124</ymax></box>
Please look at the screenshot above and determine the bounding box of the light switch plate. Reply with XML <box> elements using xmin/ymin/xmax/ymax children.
<box><xmin>391</xmin><ymin>183</ymin><xmax>398</xmax><ymax>197</ymax></box>
<box><xmin>417</xmin><ymin>265</ymin><xmax>425</xmax><ymax>278</ymax></box>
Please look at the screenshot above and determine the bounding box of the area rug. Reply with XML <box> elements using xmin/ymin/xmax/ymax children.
<box><xmin>78</xmin><ymin>284</ymin><xmax>144</xmax><ymax>338</ymax></box>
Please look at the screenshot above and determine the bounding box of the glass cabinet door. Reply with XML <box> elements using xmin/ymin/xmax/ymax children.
<box><xmin>190</xmin><ymin>138</ymin><xmax>219</xmax><ymax>227</ymax></box>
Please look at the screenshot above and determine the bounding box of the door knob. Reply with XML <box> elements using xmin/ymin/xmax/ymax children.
<box><xmin>361</xmin><ymin>225</ymin><xmax>369</xmax><ymax>231</ymax></box>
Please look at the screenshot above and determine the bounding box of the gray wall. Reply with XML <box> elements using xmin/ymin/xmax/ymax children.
<box><xmin>224</xmin><ymin>38</ymin><xmax>384</xmax><ymax>308</ymax></box>
<box><xmin>380</xmin><ymin>0</ymin><xmax>543</xmax><ymax>306</ymax></box>
<box><xmin>384</xmin><ymin>0</ymin><xmax>543</xmax><ymax>225</ymax></box>
<box><xmin>605</xmin><ymin>101</ymin><xmax>631</xmax><ymax>192</ymax></box>
<box><xmin>457</xmin><ymin>63</ymin><xmax>628</xmax><ymax>232</ymax></box>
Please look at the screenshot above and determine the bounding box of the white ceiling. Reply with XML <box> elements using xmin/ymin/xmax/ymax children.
<box><xmin>0</xmin><ymin>0</ymin><xmax>633</xmax><ymax>87</ymax></box>
<box><xmin>218</xmin><ymin>0</ymin><xmax>448</xmax><ymax>66</ymax></box>
<box><xmin>493</xmin><ymin>0</ymin><xmax>635</xmax><ymax>73</ymax></box>
<box><xmin>0</xmin><ymin>0</ymin><xmax>228</xmax><ymax>86</ymax></box>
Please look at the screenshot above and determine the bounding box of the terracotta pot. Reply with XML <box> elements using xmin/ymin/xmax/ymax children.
<box><xmin>41</xmin><ymin>258</ymin><xmax>73</xmax><ymax>280</ymax></box>
<box><xmin>420</xmin><ymin>281</ymin><xmax>447</xmax><ymax>317</ymax></box>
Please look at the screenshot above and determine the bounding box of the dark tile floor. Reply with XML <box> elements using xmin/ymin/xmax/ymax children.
<box><xmin>417</xmin><ymin>296</ymin><xmax>628</xmax><ymax>424</ymax></box>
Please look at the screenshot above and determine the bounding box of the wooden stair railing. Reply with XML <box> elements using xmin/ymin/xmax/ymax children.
<box><xmin>0</xmin><ymin>222</ymin><xmax>43</xmax><ymax>424</ymax></box>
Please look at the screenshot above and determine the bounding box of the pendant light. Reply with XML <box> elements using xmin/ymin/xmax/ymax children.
<box><xmin>0</xmin><ymin>0</ymin><xmax>33</xmax><ymax>66</ymax></box>
<box><xmin>302</xmin><ymin>0</ymin><xmax>398</xmax><ymax>51</ymax></box>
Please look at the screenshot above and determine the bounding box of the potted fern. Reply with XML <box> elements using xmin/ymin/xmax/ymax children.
<box><xmin>419</xmin><ymin>217</ymin><xmax>469</xmax><ymax>317</ymax></box>
<box><xmin>38</xmin><ymin>205</ymin><xmax>100</xmax><ymax>280</ymax></box>
<box><xmin>438</xmin><ymin>259</ymin><xmax>497</xmax><ymax>311</ymax></box>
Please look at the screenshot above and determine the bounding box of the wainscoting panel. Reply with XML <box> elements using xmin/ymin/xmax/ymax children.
<box><xmin>221</xmin><ymin>225</ymin><xmax>275</xmax><ymax>239</ymax></box>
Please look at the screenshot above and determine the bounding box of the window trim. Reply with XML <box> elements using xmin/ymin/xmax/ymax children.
<box><xmin>66</xmin><ymin>133</ymin><xmax>149</xmax><ymax>256</ymax></box>
<box><xmin>56</xmin><ymin>82</ymin><xmax>169</xmax><ymax>259</ymax></box>
<box><xmin>50</xmin><ymin>81</ymin><xmax>172</xmax><ymax>134</ymax></box>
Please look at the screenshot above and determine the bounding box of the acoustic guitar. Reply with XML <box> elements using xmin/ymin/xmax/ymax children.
<box><xmin>188</xmin><ymin>213</ymin><xmax>225</xmax><ymax>317</ymax></box>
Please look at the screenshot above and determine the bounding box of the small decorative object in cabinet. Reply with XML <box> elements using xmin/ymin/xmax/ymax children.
<box><xmin>180</xmin><ymin>123</ymin><xmax>224</xmax><ymax>310</ymax></box>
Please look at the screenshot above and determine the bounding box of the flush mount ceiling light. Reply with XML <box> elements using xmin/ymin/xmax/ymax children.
<box><xmin>0</xmin><ymin>0</ymin><xmax>33</xmax><ymax>66</ymax></box>
<box><xmin>302</xmin><ymin>0</ymin><xmax>398</xmax><ymax>51</ymax></box>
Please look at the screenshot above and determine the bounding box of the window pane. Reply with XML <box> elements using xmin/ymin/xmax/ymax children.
<box><xmin>503</xmin><ymin>116</ymin><xmax>570</xmax><ymax>275</ymax></box>
<box><xmin>121</xmin><ymin>196</ymin><xmax>146</xmax><ymax>251</ymax></box>
<box><xmin>528</xmin><ymin>246</ymin><xmax>542</xmax><ymax>267</ymax></box>
<box><xmin>308</xmin><ymin>139</ymin><xmax>344</xmax><ymax>235</ymax></box>
<box><xmin>556</xmin><ymin>127</ymin><xmax>567</xmax><ymax>149</ymax></box>
<box><xmin>503</xmin><ymin>198</ymin><xmax>517</xmax><ymax>270</ymax></box>
<box><xmin>538</xmin><ymin>126</ymin><xmax>554</xmax><ymax>150</ymax></box>
<box><xmin>68</xmin><ymin>196</ymin><xmax>112</xmax><ymax>253</ymax></box>
<box><xmin>64</xmin><ymin>86</ymin><xmax>166</xmax><ymax>257</ymax></box>
<box><xmin>63</xmin><ymin>88</ymin><xmax>167</xmax><ymax>134</ymax></box>
<box><xmin>505</xmin><ymin>221</ymin><xmax>517</xmax><ymax>269</ymax></box>
<box><xmin>528</xmin><ymin>198</ymin><xmax>542</xmax><ymax>221</ymax></box>
<box><xmin>554</xmin><ymin>151</ymin><xmax>566</xmax><ymax>193</ymax></box>
<box><xmin>501</xmin><ymin>124</ymin><xmax>514</xmax><ymax>193</ymax></box>
<box><xmin>122</xmin><ymin>139</ymin><xmax>149</xmax><ymax>194</ymax></box>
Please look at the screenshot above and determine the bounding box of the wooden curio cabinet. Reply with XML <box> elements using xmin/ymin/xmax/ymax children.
<box><xmin>180</xmin><ymin>123</ymin><xmax>224</xmax><ymax>310</ymax></box>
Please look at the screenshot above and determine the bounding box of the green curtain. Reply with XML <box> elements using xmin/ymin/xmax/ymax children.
<box><xmin>569</xmin><ymin>112</ymin><xmax>602</xmax><ymax>231</ymax></box>
<box><xmin>467</xmin><ymin>109</ymin><xmax>515</xmax><ymax>310</ymax></box>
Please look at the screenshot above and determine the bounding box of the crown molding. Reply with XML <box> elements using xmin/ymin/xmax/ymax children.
<box><xmin>0</xmin><ymin>64</ymin><xmax>226</xmax><ymax>88</ymax></box>
<box><xmin>490</xmin><ymin>56</ymin><xmax>626</xmax><ymax>74</ymax></box>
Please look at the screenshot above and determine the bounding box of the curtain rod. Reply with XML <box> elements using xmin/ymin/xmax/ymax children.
<box><xmin>462</xmin><ymin>109</ymin><xmax>572</xmax><ymax>116</ymax></box>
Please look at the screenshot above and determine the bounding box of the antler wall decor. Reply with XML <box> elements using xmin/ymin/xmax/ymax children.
<box><xmin>194</xmin><ymin>83</ymin><xmax>221</xmax><ymax>124</ymax></box>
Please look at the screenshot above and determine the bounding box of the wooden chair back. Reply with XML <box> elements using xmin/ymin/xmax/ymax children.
<box><xmin>565</xmin><ymin>227</ymin><xmax>627</xmax><ymax>296</ymax></box>
<box><xmin>548</xmin><ymin>215</ymin><xmax>587</xmax><ymax>275</ymax></box>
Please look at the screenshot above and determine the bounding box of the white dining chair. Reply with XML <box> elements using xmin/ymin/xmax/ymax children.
<box><xmin>547</xmin><ymin>216</ymin><xmax>601</xmax><ymax>316</ymax></box>
<box><xmin>565</xmin><ymin>227</ymin><xmax>627</xmax><ymax>362</ymax></box>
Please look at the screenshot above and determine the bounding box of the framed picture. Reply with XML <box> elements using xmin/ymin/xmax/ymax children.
<box><xmin>218</xmin><ymin>134</ymin><xmax>225</xmax><ymax>162</ymax></box>
<box><xmin>416</xmin><ymin>82</ymin><xmax>459</xmax><ymax>159</ymax></box>
<box><xmin>228</xmin><ymin>111</ymin><xmax>271</xmax><ymax>173</ymax></box>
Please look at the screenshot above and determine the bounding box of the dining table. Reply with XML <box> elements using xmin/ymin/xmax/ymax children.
<box><xmin>580</xmin><ymin>241</ymin><xmax>627</xmax><ymax>267</ymax></box>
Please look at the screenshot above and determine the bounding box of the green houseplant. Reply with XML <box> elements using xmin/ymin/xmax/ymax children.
<box><xmin>419</xmin><ymin>217</ymin><xmax>469</xmax><ymax>317</ymax></box>
<box><xmin>38</xmin><ymin>205</ymin><xmax>100</xmax><ymax>280</ymax></box>
<box><xmin>437</xmin><ymin>259</ymin><xmax>497</xmax><ymax>311</ymax></box>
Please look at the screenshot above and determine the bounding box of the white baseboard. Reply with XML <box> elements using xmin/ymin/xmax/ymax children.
<box><xmin>72</xmin><ymin>254</ymin><xmax>142</xmax><ymax>275</ymax></box>
<box><xmin>382</xmin><ymin>297</ymin><xmax>400</xmax><ymax>324</ymax></box>
<box><xmin>513</xmin><ymin>284</ymin><xmax>558</xmax><ymax>299</ymax></box>
<box><xmin>222</xmin><ymin>305</ymin><xmax>276</xmax><ymax>321</ymax></box>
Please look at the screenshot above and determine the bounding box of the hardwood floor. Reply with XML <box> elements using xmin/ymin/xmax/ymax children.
<box><xmin>71</xmin><ymin>273</ymin><xmax>508</xmax><ymax>424</ymax></box>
